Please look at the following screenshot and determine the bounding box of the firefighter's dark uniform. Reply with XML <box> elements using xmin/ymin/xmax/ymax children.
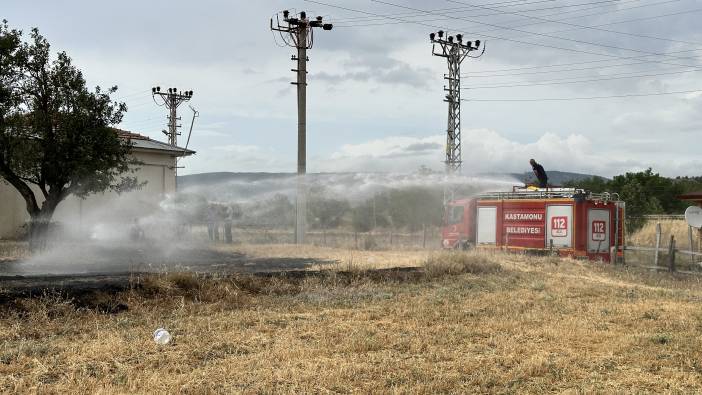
<box><xmin>532</xmin><ymin>162</ymin><xmax>548</xmax><ymax>188</ymax></box>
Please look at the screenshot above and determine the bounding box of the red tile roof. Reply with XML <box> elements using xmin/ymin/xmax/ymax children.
<box><xmin>678</xmin><ymin>191</ymin><xmax>702</xmax><ymax>202</ymax></box>
<box><xmin>114</xmin><ymin>128</ymin><xmax>151</xmax><ymax>141</ymax></box>
<box><xmin>111</xmin><ymin>128</ymin><xmax>195</xmax><ymax>156</ymax></box>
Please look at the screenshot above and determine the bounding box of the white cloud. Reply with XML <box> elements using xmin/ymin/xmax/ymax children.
<box><xmin>182</xmin><ymin>144</ymin><xmax>293</xmax><ymax>175</ymax></box>
<box><xmin>213</xmin><ymin>144</ymin><xmax>262</xmax><ymax>154</ymax></box>
<box><xmin>321</xmin><ymin>129</ymin><xmax>648</xmax><ymax>176</ymax></box>
<box><xmin>6</xmin><ymin>1</ymin><xmax>700</xmax><ymax>178</ymax></box>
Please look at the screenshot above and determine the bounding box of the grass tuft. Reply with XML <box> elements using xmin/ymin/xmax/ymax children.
<box><xmin>423</xmin><ymin>251</ymin><xmax>503</xmax><ymax>278</ymax></box>
<box><xmin>652</xmin><ymin>333</ymin><xmax>672</xmax><ymax>345</ymax></box>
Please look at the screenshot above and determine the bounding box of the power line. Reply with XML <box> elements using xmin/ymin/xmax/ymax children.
<box><xmin>465</xmin><ymin>48</ymin><xmax>702</xmax><ymax>75</ymax></box>
<box><xmin>520</xmin><ymin>6</ymin><xmax>702</xmax><ymax>46</ymax></box>
<box><xmin>334</xmin><ymin>0</ymin><xmax>640</xmax><ymax>27</ymax></box>
<box><xmin>333</xmin><ymin>0</ymin><xmax>549</xmax><ymax>22</ymax></box>
<box><xmin>461</xmin><ymin>88</ymin><xmax>702</xmax><ymax>102</ymax></box>
<box><xmin>370</xmin><ymin>0</ymin><xmax>699</xmax><ymax>64</ymax></box>
<box><xmin>305</xmin><ymin>0</ymin><xmax>698</xmax><ymax>68</ymax></box>
<box><xmin>475</xmin><ymin>0</ymin><xmax>689</xmax><ymax>39</ymax></box>
<box><xmin>462</xmin><ymin>67</ymin><xmax>702</xmax><ymax>89</ymax></box>
<box><xmin>333</xmin><ymin>0</ymin><xmax>623</xmax><ymax>24</ymax></box>
<box><xmin>445</xmin><ymin>0</ymin><xmax>700</xmax><ymax>47</ymax></box>
<box><xmin>458</xmin><ymin>7</ymin><xmax>702</xmax><ymax>77</ymax></box>
<box><xmin>465</xmin><ymin>60</ymin><xmax>681</xmax><ymax>78</ymax></box>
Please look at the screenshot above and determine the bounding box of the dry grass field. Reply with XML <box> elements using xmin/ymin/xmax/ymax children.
<box><xmin>629</xmin><ymin>219</ymin><xmax>700</xmax><ymax>250</ymax></box>
<box><xmin>0</xmin><ymin>241</ymin><xmax>29</xmax><ymax>263</ymax></box>
<box><xmin>2</xmin><ymin>246</ymin><xmax>702</xmax><ymax>393</ymax></box>
<box><xmin>217</xmin><ymin>243</ymin><xmax>431</xmax><ymax>271</ymax></box>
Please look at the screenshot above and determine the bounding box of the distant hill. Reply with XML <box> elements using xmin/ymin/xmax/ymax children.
<box><xmin>179</xmin><ymin>170</ymin><xmax>603</xmax><ymax>187</ymax></box>
<box><xmin>507</xmin><ymin>171</ymin><xmax>606</xmax><ymax>186</ymax></box>
<box><xmin>178</xmin><ymin>171</ymin><xmax>604</xmax><ymax>202</ymax></box>
<box><xmin>178</xmin><ymin>172</ymin><xmax>292</xmax><ymax>187</ymax></box>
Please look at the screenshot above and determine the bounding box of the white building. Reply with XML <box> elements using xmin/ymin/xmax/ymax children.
<box><xmin>0</xmin><ymin>130</ymin><xmax>195</xmax><ymax>239</ymax></box>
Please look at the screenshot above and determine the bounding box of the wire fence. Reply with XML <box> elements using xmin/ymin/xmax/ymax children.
<box><xmin>624</xmin><ymin>218</ymin><xmax>702</xmax><ymax>275</ymax></box>
<box><xmin>189</xmin><ymin>223</ymin><xmax>443</xmax><ymax>251</ymax></box>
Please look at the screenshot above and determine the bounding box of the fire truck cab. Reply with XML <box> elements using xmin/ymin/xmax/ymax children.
<box><xmin>442</xmin><ymin>187</ymin><xmax>625</xmax><ymax>262</ymax></box>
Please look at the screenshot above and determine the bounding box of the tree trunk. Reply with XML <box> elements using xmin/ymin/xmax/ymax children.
<box><xmin>224</xmin><ymin>222</ymin><xmax>233</xmax><ymax>244</ymax></box>
<box><xmin>27</xmin><ymin>198</ymin><xmax>60</xmax><ymax>253</ymax></box>
<box><xmin>28</xmin><ymin>217</ymin><xmax>50</xmax><ymax>252</ymax></box>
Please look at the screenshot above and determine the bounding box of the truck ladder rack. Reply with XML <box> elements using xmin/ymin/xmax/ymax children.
<box><xmin>478</xmin><ymin>188</ymin><xmax>619</xmax><ymax>202</ymax></box>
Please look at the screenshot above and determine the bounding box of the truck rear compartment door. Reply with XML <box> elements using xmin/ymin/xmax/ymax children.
<box><xmin>477</xmin><ymin>206</ymin><xmax>497</xmax><ymax>244</ymax></box>
<box><xmin>546</xmin><ymin>205</ymin><xmax>573</xmax><ymax>248</ymax></box>
<box><xmin>587</xmin><ymin>209</ymin><xmax>610</xmax><ymax>253</ymax></box>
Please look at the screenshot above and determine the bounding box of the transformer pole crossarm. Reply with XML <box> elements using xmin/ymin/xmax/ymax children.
<box><xmin>151</xmin><ymin>86</ymin><xmax>194</xmax><ymax>147</ymax></box>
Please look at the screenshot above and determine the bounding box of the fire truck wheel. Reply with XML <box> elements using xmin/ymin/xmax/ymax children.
<box><xmin>456</xmin><ymin>241</ymin><xmax>473</xmax><ymax>251</ymax></box>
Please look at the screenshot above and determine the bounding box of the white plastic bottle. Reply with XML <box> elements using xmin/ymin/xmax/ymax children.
<box><xmin>153</xmin><ymin>328</ymin><xmax>171</xmax><ymax>345</ymax></box>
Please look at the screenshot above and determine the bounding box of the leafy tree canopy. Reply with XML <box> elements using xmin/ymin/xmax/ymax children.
<box><xmin>565</xmin><ymin>168</ymin><xmax>702</xmax><ymax>232</ymax></box>
<box><xmin>0</xmin><ymin>21</ymin><xmax>136</xmax><ymax>249</ymax></box>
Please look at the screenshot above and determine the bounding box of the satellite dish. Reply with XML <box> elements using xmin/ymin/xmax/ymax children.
<box><xmin>685</xmin><ymin>206</ymin><xmax>702</xmax><ymax>228</ymax></box>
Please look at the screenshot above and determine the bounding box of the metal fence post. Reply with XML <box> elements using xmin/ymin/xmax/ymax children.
<box><xmin>654</xmin><ymin>222</ymin><xmax>662</xmax><ymax>267</ymax></box>
<box><xmin>422</xmin><ymin>225</ymin><xmax>427</xmax><ymax>249</ymax></box>
<box><xmin>668</xmin><ymin>234</ymin><xmax>676</xmax><ymax>273</ymax></box>
<box><xmin>689</xmin><ymin>225</ymin><xmax>695</xmax><ymax>265</ymax></box>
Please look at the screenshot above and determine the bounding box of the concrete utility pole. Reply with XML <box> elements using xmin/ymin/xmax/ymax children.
<box><xmin>151</xmin><ymin>86</ymin><xmax>194</xmax><ymax>146</ymax></box>
<box><xmin>429</xmin><ymin>32</ymin><xmax>482</xmax><ymax>174</ymax></box>
<box><xmin>271</xmin><ymin>10</ymin><xmax>333</xmax><ymax>244</ymax></box>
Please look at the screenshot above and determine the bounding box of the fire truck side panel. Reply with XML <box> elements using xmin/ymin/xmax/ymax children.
<box><xmin>545</xmin><ymin>205</ymin><xmax>574</xmax><ymax>248</ymax></box>
<box><xmin>587</xmin><ymin>209</ymin><xmax>610</xmax><ymax>253</ymax></box>
<box><xmin>501</xmin><ymin>200</ymin><xmax>546</xmax><ymax>249</ymax></box>
<box><xmin>444</xmin><ymin>191</ymin><xmax>625</xmax><ymax>262</ymax></box>
<box><xmin>476</xmin><ymin>206</ymin><xmax>497</xmax><ymax>244</ymax></box>
<box><xmin>572</xmin><ymin>200</ymin><xmax>625</xmax><ymax>260</ymax></box>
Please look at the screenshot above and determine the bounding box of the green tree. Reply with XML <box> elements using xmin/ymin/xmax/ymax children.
<box><xmin>563</xmin><ymin>176</ymin><xmax>609</xmax><ymax>193</ymax></box>
<box><xmin>385</xmin><ymin>187</ymin><xmax>443</xmax><ymax>231</ymax></box>
<box><xmin>242</xmin><ymin>194</ymin><xmax>294</xmax><ymax>227</ymax></box>
<box><xmin>351</xmin><ymin>195</ymin><xmax>390</xmax><ymax>233</ymax></box>
<box><xmin>351</xmin><ymin>200</ymin><xmax>375</xmax><ymax>233</ymax></box>
<box><xmin>566</xmin><ymin>169</ymin><xmax>690</xmax><ymax>232</ymax></box>
<box><xmin>307</xmin><ymin>192</ymin><xmax>350</xmax><ymax>230</ymax></box>
<box><xmin>0</xmin><ymin>22</ymin><xmax>136</xmax><ymax>250</ymax></box>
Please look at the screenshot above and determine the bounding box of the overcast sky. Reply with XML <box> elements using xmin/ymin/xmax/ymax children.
<box><xmin>3</xmin><ymin>0</ymin><xmax>701</xmax><ymax>177</ymax></box>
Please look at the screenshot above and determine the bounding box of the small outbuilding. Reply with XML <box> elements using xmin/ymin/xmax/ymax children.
<box><xmin>677</xmin><ymin>191</ymin><xmax>702</xmax><ymax>207</ymax></box>
<box><xmin>0</xmin><ymin>130</ymin><xmax>195</xmax><ymax>239</ymax></box>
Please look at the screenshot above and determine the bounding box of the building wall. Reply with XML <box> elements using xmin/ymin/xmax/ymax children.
<box><xmin>0</xmin><ymin>149</ymin><xmax>177</xmax><ymax>239</ymax></box>
<box><xmin>0</xmin><ymin>179</ymin><xmax>27</xmax><ymax>239</ymax></box>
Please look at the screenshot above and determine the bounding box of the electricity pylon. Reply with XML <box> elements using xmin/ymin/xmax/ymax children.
<box><xmin>429</xmin><ymin>31</ymin><xmax>483</xmax><ymax>174</ymax></box>
<box><xmin>151</xmin><ymin>86</ymin><xmax>194</xmax><ymax>146</ymax></box>
<box><xmin>271</xmin><ymin>10</ymin><xmax>333</xmax><ymax>244</ymax></box>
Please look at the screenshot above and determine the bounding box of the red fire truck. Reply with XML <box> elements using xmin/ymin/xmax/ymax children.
<box><xmin>441</xmin><ymin>187</ymin><xmax>625</xmax><ymax>262</ymax></box>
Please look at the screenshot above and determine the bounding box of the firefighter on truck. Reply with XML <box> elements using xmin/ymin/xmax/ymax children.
<box><xmin>529</xmin><ymin>159</ymin><xmax>548</xmax><ymax>188</ymax></box>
